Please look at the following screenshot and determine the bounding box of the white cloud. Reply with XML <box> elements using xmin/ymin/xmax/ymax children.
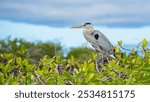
<box><xmin>0</xmin><ymin>0</ymin><xmax>150</xmax><ymax>27</ymax></box>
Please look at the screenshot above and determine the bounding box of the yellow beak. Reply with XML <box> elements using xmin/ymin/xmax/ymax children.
<box><xmin>71</xmin><ymin>25</ymin><xmax>83</xmax><ymax>28</ymax></box>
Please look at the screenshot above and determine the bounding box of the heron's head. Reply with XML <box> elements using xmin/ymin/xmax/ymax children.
<box><xmin>71</xmin><ymin>22</ymin><xmax>94</xmax><ymax>29</ymax></box>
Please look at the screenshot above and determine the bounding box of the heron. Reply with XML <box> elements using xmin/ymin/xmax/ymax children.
<box><xmin>71</xmin><ymin>22</ymin><xmax>115</xmax><ymax>71</ymax></box>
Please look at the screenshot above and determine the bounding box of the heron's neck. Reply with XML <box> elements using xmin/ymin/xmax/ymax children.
<box><xmin>83</xmin><ymin>28</ymin><xmax>94</xmax><ymax>34</ymax></box>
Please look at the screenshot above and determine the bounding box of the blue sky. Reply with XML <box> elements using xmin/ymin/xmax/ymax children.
<box><xmin>0</xmin><ymin>0</ymin><xmax>150</xmax><ymax>48</ymax></box>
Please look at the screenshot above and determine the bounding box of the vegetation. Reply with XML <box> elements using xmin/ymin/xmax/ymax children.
<box><xmin>0</xmin><ymin>38</ymin><xmax>150</xmax><ymax>85</ymax></box>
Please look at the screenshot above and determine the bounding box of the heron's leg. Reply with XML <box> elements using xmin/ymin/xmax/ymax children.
<box><xmin>105</xmin><ymin>53</ymin><xmax>109</xmax><ymax>62</ymax></box>
<box><xmin>95</xmin><ymin>52</ymin><xmax>105</xmax><ymax>72</ymax></box>
<box><xmin>101</xmin><ymin>51</ymin><xmax>105</xmax><ymax>63</ymax></box>
<box><xmin>95</xmin><ymin>53</ymin><xmax>100</xmax><ymax>72</ymax></box>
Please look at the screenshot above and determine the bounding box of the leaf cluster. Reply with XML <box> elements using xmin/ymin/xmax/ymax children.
<box><xmin>0</xmin><ymin>39</ymin><xmax>150</xmax><ymax>85</ymax></box>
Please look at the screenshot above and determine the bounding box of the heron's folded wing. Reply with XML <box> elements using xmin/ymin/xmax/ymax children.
<box><xmin>92</xmin><ymin>30</ymin><xmax>113</xmax><ymax>52</ymax></box>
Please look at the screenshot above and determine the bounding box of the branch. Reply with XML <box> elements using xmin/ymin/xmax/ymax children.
<box><xmin>119</xmin><ymin>42</ymin><xmax>142</xmax><ymax>53</ymax></box>
<box><xmin>135</xmin><ymin>41</ymin><xmax>142</xmax><ymax>52</ymax></box>
<box><xmin>32</xmin><ymin>72</ymin><xmax>46</xmax><ymax>85</ymax></box>
<box><xmin>119</xmin><ymin>45</ymin><xmax>132</xmax><ymax>52</ymax></box>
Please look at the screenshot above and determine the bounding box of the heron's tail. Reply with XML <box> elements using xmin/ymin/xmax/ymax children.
<box><xmin>108</xmin><ymin>49</ymin><xmax>116</xmax><ymax>59</ymax></box>
<box><xmin>109</xmin><ymin>54</ymin><xmax>116</xmax><ymax>59</ymax></box>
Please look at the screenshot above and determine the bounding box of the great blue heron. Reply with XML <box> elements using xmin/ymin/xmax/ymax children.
<box><xmin>71</xmin><ymin>22</ymin><xmax>115</xmax><ymax>71</ymax></box>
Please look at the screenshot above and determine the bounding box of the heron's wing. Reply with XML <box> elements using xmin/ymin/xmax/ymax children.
<box><xmin>91</xmin><ymin>30</ymin><xmax>113</xmax><ymax>52</ymax></box>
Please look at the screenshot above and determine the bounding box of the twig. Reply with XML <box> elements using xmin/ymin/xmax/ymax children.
<box><xmin>119</xmin><ymin>45</ymin><xmax>132</xmax><ymax>52</ymax></box>
<box><xmin>111</xmin><ymin>70</ymin><xmax>119</xmax><ymax>75</ymax></box>
<box><xmin>135</xmin><ymin>41</ymin><xmax>142</xmax><ymax>52</ymax></box>
<box><xmin>119</xmin><ymin>44</ymin><xmax>142</xmax><ymax>52</ymax></box>
<box><xmin>32</xmin><ymin>72</ymin><xmax>46</xmax><ymax>85</ymax></box>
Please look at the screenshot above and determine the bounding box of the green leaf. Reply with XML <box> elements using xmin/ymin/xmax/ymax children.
<box><xmin>87</xmin><ymin>73</ymin><xmax>95</xmax><ymax>81</ymax></box>
<box><xmin>64</xmin><ymin>72</ymin><xmax>74</xmax><ymax>81</ymax></box>
<box><xmin>131</xmin><ymin>49</ymin><xmax>135</xmax><ymax>55</ymax></box>
<box><xmin>18</xmin><ymin>45</ymin><xmax>27</xmax><ymax>55</ymax></box>
<box><xmin>0</xmin><ymin>73</ymin><xmax>4</xmax><ymax>84</ymax></box>
<box><xmin>3</xmin><ymin>53</ymin><xmax>14</xmax><ymax>59</ymax></box>
<box><xmin>22</xmin><ymin>59</ymin><xmax>29</xmax><ymax>67</ymax></box>
<box><xmin>0</xmin><ymin>54</ymin><xmax>3</xmax><ymax>58</ymax></box>
<box><xmin>4</xmin><ymin>63</ymin><xmax>11</xmax><ymax>74</ymax></box>
<box><xmin>142</xmin><ymin>38</ymin><xmax>148</xmax><ymax>48</ymax></box>
<box><xmin>0</xmin><ymin>63</ymin><xmax>5</xmax><ymax>73</ymax></box>
<box><xmin>71</xmin><ymin>55</ymin><xmax>74</xmax><ymax>63</ymax></box>
<box><xmin>4</xmin><ymin>74</ymin><xmax>13</xmax><ymax>85</ymax></box>
<box><xmin>88</xmin><ymin>62</ymin><xmax>95</xmax><ymax>71</ymax></box>
<box><xmin>56</xmin><ymin>56</ymin><xmax>61</xmax><ymax>63</ymax></box>
<box><xmin>113</xmin><ymin>47</ymin><xmax>120</xmax><ymax>53</ymax></box>
<box><xmin>118</xmin><ymin>40</ymin><xmax>122</xmax><ymax>46</ymax></box>
<box><xmin>16</xmin><ymin>57</ymin><xmax>22</xmax><ymax>66</ymax></box>
<box><xmin>76</xmin><ymin>72</ymin><xmax>84</xmax><ymax>79</ymax></box>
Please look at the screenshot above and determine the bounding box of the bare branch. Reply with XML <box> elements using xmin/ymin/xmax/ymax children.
<box><xmin>119</xmin><ymin>42</ymin><xmax>142</xmax><ymax>53</ymax></box>
<box><xmin>135</xmin><ymin>41</ymin><xmax>142</xmax><ymax>52</ymax></box>
<box><xmin>119</xmin><ymin>45</ymin><xmax>132</xmax><ymax>51</ymax></box>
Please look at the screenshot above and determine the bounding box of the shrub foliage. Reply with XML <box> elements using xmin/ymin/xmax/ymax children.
<box><xmin>0</xmin><ymin>38</ymin><xmax>150</xmax><ymax>85</ymax></box>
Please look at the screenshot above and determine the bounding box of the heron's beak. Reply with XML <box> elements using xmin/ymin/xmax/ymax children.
<box><xmin>71</xmin><ymin>25</ymin><xmax>83</xmax><ymax>28</ymax></box>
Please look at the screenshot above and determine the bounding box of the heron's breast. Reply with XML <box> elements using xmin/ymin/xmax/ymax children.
<box><xmin>83</xmin><ymin>33</ymin><xmax>95</xmax><ymax>43</ymax></box>
<box><xmin>83</xmin><ymin>30</ymin><xmax>99</xmax><ymax>46</ymax></box>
